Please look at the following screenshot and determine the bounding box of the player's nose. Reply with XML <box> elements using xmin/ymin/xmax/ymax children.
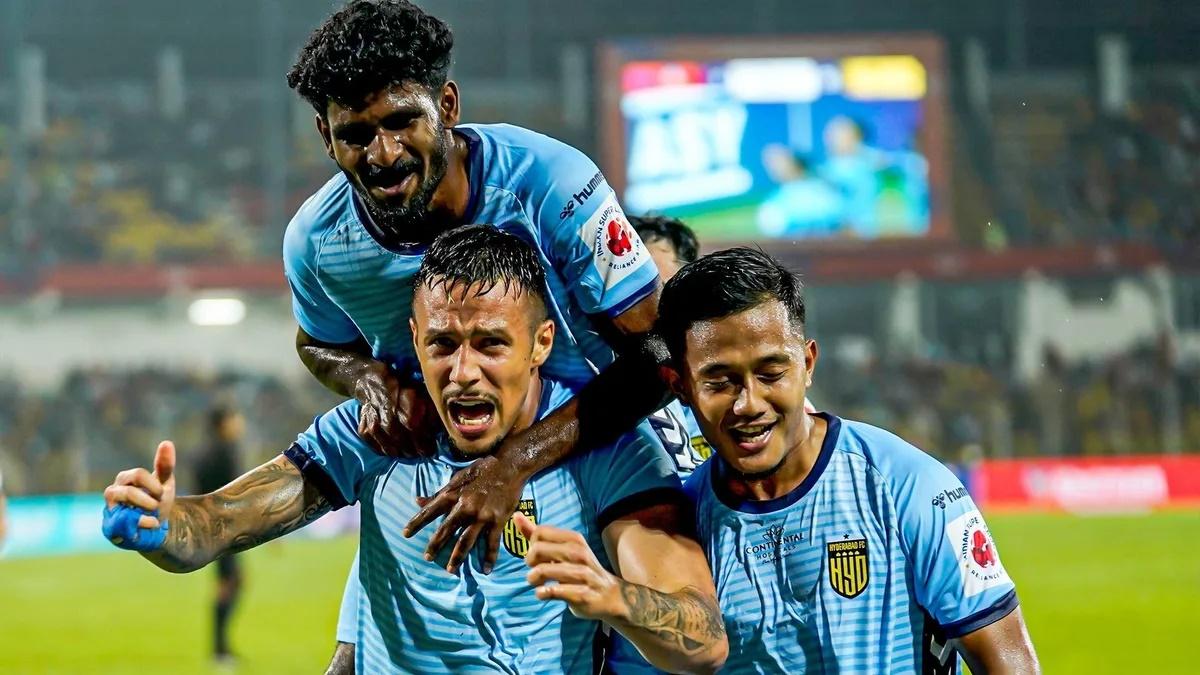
<box><xmin>366</xmin><ymin>130</ymin><xmax>406</xmax><ymax>168</ymax></box>
<box><xmin>732</xmin><ymin>380</ymin><xmax>769</xmax><ymax>418</ymax></box>
<box><xmin>448</xmin><ymin>346</ymin><xmax>482</xmax><ymax>386</ymax></box>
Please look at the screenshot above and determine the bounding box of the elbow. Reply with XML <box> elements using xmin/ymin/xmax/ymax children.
<box><xmin>694</xmin><ymin>639</ymin><xmax>729</xmax><ymax>675</ymax></box>
<box><xmin>669</xmin><ymin>636</ymin><xmax>728</xmax><ymax>675</ymax></box>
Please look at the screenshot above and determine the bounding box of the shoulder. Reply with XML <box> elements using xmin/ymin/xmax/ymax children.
<box><xmin>283</xmin><ymin>173</ymin><xmax>353</xmax><ymax>262</ymax></box>
<box><xmin>464</xmin><ymin>123</ymin><xmax>599</xmax><ymax>194</ymax></box>
<box><xmin>835</xmin><ymin>417</ymin><xmax>961</xmax><ymax>505</ymax></box>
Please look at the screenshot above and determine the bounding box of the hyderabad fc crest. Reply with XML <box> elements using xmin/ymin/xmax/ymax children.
<box><xmin>827</xmin><ymin>538</ymin><xmax>870</xmax><ymax>599</ymax></box>
<box><xmin>502</xmin><ymin>499</ymin><xmax>538</xmax><ymax>558</ymax></box>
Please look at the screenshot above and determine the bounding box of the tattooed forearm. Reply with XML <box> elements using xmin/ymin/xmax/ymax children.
<box><xmin>615</xmin><ymin>581</ymin><xmax>727</xmax><ymax>656</ymax></box>
<box><xmin>145</xmin><ymin>455</ymin><xmax>330</xmax><ymax>572</ymax></box>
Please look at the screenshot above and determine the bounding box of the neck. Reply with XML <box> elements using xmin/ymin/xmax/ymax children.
<box><xmin>427</xmin><ymin>130</ymin><xmax>472</xmax><ymax>224</ymax></box>
<box><xmin>509</xmin><ymin>371</ymin><xmax>545</xmax><ymax>439</ymax></box>
<box><xmin>726</xmin><ymin>414</ymin><xmax>827</xmax><ymax>502</ymax></box>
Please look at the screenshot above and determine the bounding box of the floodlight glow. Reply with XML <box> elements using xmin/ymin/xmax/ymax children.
<box><xmin>188</xmin><ymin>297</ymin><xmax>246</xmax><ymax>326</ymax></box>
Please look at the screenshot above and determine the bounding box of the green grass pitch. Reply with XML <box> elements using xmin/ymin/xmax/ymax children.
<box><xmin>1</xmin><ymin>511</ymin><xmax>1196</xmax><ymax>673</ymax></box>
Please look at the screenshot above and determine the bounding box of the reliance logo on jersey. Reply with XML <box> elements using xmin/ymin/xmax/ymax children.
<box><xmin>945</xmin><ymin>509</ymin><xmax>1011</xmax><ymax>597</ymax></box>
<box><xmin>578</xmin><ymin>192</ymin><xmax>645</xmax><ymax>290</ymax></box>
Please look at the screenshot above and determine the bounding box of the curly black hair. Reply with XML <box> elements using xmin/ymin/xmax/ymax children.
<box><xmin>287</xmin><ymin>0</ymin><xmax>454</xmax><ymax>114</ymax></box>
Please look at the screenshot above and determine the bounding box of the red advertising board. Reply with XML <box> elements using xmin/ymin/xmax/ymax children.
<box><xmin>975</xmin><ymin>456</ymin><xmax>1200</xmax><ymax>512</ymax></box>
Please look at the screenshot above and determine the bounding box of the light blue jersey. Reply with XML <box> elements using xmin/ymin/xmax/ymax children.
<box><xmin>646</xmin><ymin>402</ymin><xmax>711</xmax><ymax>478</ymax></box>
<box><xmin>285</xmin><ymin>379</ymin><xmax>682</xmax><ymax>674</ymax></box>
<box><xmin>283</xmin><ymin>123</ymin><xmax>659</xmax><ymax>390</ymax></box>
<box><xmin>683</xmin><ymin>413</ymin><xmax>1018</xmax><ymax>674</ymax></box>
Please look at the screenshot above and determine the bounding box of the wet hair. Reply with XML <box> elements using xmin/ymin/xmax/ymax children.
<box><xmin>413</xmin><ymin>224</ymin><xmax>549</xmax><ymax>318</ymax></box>
<box><xmin>656</xmin><ymin>247</ymin><xmax>805</xmax><ymax>364</ymax></box>
<box><xmin>287</xmin><ymin>0</ymin><xmax>454</xmax><ymax>114</ymax></box>
<box><xmin>629</xmin><ymin>214</ymin><xmax>699</xmax><ymax>264</ymax></box>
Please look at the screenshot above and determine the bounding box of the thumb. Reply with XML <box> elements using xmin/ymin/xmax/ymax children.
<box><xmin>513</xmin><ymin>512</ymin><xmax>537</xmax><ymax>540</ymax></box>
<box><xmin>154</xmin><ymin>440</ymin><xmax>176</xmax><ymax>486</ymax></box>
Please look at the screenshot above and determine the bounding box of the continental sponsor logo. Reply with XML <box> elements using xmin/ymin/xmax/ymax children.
<box><xmin>827</xmin><ymin>538</ymin><xmax>869</xmax><ymax>599</ymax></box>
<box><xmin>744</xmin><ymin>524</ymin><xmax>803</xmax><ymax>563</ymax></box>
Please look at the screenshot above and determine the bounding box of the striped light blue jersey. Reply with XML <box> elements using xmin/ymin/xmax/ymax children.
<box><xmin>283</xmin><ymin>123</ymin><xmax>659</xmax><ymax>390</ymax></box>
<box><xmin>684</xmin><ymin>413</ymin><xmax>1019</xmax><ymax>674</ymax></box>
<box><xmin>646</xmin><ymin>402</ymin><xmax>712</xmax><ymax>478</ymax></box>
<box><xmin>285</xmin><ymin>379</ymin><xmax>682</xmax><ymax>674</ymax></box>
<box><xmin>335</xmin><ymin>399</ymin><xmax>715</xmax><ymax>648</ymax></box>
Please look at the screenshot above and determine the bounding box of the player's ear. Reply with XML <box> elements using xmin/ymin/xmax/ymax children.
<box><xmin>315</xmin><ymin>113</ymin><xmax>334</xmax><ymax>160</ymax></box>
<box><xmin>410</xmin><ymin>317</ymin><xmax>420</xmax><ymax>351</ymax></box>
<box><xmin>663</xmin><ymin>365</ymin><xmax>691</xmax><ymax>406</ymax></box>
<box><xmin>803</xmin><ymin>338</ymin><xmax>818</xmax><ymax>387</ymax></box>
<box><xmin>438</xmin><ymin>81</ymin><xmax>460</xmax><ymax>128</ymax></box>
<box><xmin>531</xmin><ymin>318</ymin><xmax>554</xmax><ymax>368</ymax></box>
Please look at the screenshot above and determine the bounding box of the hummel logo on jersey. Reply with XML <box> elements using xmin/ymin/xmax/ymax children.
<box><xmin>931</xmin><ymin>486</ymin><xmax>968</xmax><ymax>510</ymax></box>
<box><xmin>559</xmin><ymin>171</ymin><xmax>604</xmax><ymax>219</ymax></box>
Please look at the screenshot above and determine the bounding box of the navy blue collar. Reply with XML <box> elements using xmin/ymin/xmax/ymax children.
<box><xmin>711</xmin><ymin>413</ymin><xmax>841</xmax><ymax>514</ymax></box>
<box><xmin>350</xmin><ymin>127</ymin><xmax>484</xmax><ymax>255</ymax></box>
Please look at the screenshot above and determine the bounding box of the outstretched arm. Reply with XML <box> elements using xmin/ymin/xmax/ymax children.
<box><xmin>102</xmin><ymin>441</ymin><xmax>330</xmax><ymax>573</ymax></box>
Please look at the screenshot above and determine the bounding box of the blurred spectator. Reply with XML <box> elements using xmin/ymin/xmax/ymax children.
<box><xmin>0</xmin><ymin>367</ymin><xmax>339</xmax><ymax>497</ymax></box>
<box><xmin>197</xmin><ymin>404</ymin><xmax>247</xmax><ymax>666</ymax></box>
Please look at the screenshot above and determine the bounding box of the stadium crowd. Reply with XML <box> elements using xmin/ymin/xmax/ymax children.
<box><xmin>2</xmin><ymin>73</ymin><xmax>1199</xmax><ymax>278</ymax></box>
<box><xmin>3</xmin><ymin>338</ymin><xmax>1197</xmax><ymax>497</ymax></box>
<box><xmin>975</xmin><ymin>80</ymin><xmax>1200</xmax><ymax>250</ymax></box>
<box><xmin>0</xmin><ymin>367</ymin><xmax>339</xmax><ymax>496</ymax></box>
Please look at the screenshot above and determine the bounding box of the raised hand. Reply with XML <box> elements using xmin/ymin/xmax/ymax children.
<box><xmin>101</xmin><ymin>441</ymin><xmax>177</xmax><ymax>551</ymax></box>
<box><xmin>516</xmin><ymin>513</ymin><xmax>623</xmax><ymax>621</ymax></box>
<box><xmin>355</xmin><ymin>365</ymin><xmax>438</xmax><ymax>458</ymax></box>
<box><xmin>403</xmin><ymin>454</ymin><xmax>525</xmax><ymax>574</ymax></box>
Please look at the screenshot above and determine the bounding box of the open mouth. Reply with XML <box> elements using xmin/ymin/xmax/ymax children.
<box><xmin>728</xmin><ymin>421</ymin><xmax>778</xmax><ymax>452</ymax></box>
<box><xmin>447</xmin><ymin>398</ymin><xmax>496</xmax><ymax>437</ymax></box>
<box><xmin>371</xmin><ymin>171</ymin><xmax>417</xmax><ymax>198</ymax></box>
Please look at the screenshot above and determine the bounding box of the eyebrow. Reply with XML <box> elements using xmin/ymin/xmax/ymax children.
<box><xmin>332</xmin><ymin>105</ymin><xmax>424</xmax><ymax>134</ymax></box>
<box><xmin>697</xmin><ymin>353</ymin><xmax>793</xmax><ymax>377</ymax></box>
<box><xmin>423</xmin><ymin>326</ymin><xmax>514</xmax><ymax>343</ymax></box>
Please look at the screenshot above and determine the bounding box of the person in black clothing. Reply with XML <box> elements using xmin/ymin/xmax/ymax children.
<box><xmin>196</xmin><ymin>405</ymin><xmax>246</xmax><ymax>665</ymax></box>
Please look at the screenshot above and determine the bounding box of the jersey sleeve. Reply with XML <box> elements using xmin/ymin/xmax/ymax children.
<box><xmin>892</xmin><ymin>454</ymin><xmax>1018</xmax><ymax>638</ymax></box>
<box><xmin>282</xmin><ymin>218</ymin><xmax>361</xmax><ymax>344</ymax></box>
<box><xmin>283</xmin><ymin>400</ymin><xmax>390</xmax><ymax>509</ymax></box>
<box><xmin>573</xmin><ymin>421</ymin><xmax>684</xmax><ymax>530</ymax></box>
<box><xmin>530</xmin><ymin>142</ymin><xmax>659</xmax><ymax>318</ymax></box>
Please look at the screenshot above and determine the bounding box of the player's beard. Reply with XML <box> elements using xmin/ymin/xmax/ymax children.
<box><xmin>447</xmin><ymin>436</ymin><xmax>505</xmax><ymax>462</ymax></box>
<box><xmin>354</xmin><ymin>127</ymin><xmax>452</xmax><ymax>246</ymax></box>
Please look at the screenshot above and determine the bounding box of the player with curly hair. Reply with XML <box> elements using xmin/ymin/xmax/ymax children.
<box><xmin>281</xmin><ymin>1</ymin><xmax>698</xmax><ymax>671</ymax></box>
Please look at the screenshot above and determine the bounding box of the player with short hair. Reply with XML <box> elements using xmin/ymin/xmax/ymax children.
<box><xmin>630</xmin><ymin>214</ymin><xmax>700</xmax><ymax>284</ymax></box>
<box><xmin>102</xmin><ymin>225</ymin><xmax>727</xmax><ymax>675</ymax></box>
<box><xmin>284</xmin><ymin>0</ymin><xmax>673</xmax><ymax>577</ymax></box>
<box><xmin>655</xmin><ymin>248</ymin><xmax>1039</xmax><ymax>674</ymax></box>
